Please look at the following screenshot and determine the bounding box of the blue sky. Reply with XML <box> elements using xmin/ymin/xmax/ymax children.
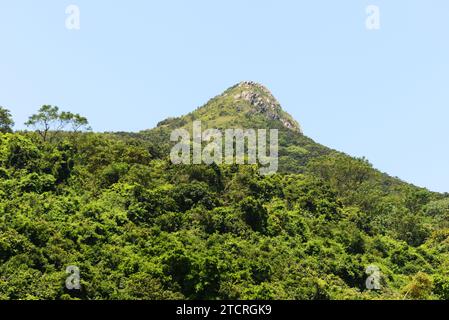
<box><xmin>1</xmin><ymin>1</ymin><xmax>449</xmax><ymax>192</ymax></box>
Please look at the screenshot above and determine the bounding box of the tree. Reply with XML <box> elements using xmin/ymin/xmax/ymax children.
<box><xmin>0</xmin><ymin>106</ymin><xmax>14</xmax><ymax>133</ymax></box>
<box><xmin>403</xmin><ymin>272</ymin><xmax>434</xmax><ymax>300</ymax></box>
<box><xmin>60</xmin><ymin>111</ymin><xmax>91</xmax><ymax>133</ymax></box>
<box><xmin>25</xmin><ymin>105</ymin><xmax>91</xmax><ymax>141</ymax></box>
<box><xmin>433</xmin><ymin>273</ymin><xmax>449</xmax><ymax>300</ymax></box>
<box><xmin>239</xmin><ymin>197</ymin><xmax>268</xmax><ymax>233</ymax></box>
<box><xmin>25</xmin><ymin>105</ymin><xmax>60</xmax><ymax>142</ymax></box>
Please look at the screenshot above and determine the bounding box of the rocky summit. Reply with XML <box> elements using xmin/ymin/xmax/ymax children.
<box><xmin>157</xmin><ymin>81</ymin><xmax>302</xmax><ymax>133</ymax></box>
<box><xmin>226</xmin><ymin>81</ymin><xmax>301</xmax><ymax>132</ymax></box>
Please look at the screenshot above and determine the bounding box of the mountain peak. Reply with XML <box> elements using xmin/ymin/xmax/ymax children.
<box><xmin>236</xmin><ymin>80</ymin><xmax>272</xmax><ymax>92</ymax></box>
<box><xmin>156</xmin><ymin>81</ymin><xmax>302</xmax><ymax>133</ymax></box>
<box><xmin>225</xmin><ymin>81</ymin><xmax>280</xmax><ymax>104</ymax></box>
<box><xmin>222</xmin><ymin>81</ymin><xmax>301</xmax><ymax>133</ymax></box>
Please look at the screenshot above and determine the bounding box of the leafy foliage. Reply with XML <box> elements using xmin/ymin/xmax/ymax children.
<box><xmin>25</xmin><ymin>105</ymin><xmax>90</xmax><ymax>142</ymax></box>
<box><xmin>1</xmin><ymin>88</ymin><xmax>448</xmax><ymax>300</ymax></box>
<box><xmin>0</xmin><ymin>107</ymin><xmax>14</xmax><ymax>134</ymax></box>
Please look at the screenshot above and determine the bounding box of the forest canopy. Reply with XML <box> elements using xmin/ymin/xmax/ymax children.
<box><xmin>1</xmin><ymin>94</ymin><xmax>448</xmax><ymax>300</ymax></box>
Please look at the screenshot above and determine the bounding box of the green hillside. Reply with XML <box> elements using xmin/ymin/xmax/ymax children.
<box><xmin>0</xmin><ymin>83</ymin><xmax>449</xmax><ymax>300</ymax></box>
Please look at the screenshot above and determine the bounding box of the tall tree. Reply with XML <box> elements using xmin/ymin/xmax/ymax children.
<box><xmin>25</xmin><ymin>105</ymin><xmax>60</xmax><ymax>141</ymax></box>
<box><xmin>60</xmin><ymin>111</ymin><xmax>91</xmax><ymax>133</ymax></box>
<box><xmin>0</xmin><ymin>106</ymin><xmax>14</xmax><ymax>133</ymax></box>
<box><xmin>25</xmin><ymin>105</ymin><xmax>91</xmax><ymax>141</ymax></box>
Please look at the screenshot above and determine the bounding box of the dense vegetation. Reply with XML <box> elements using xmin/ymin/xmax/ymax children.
<box><xmin>0</xmin><ymin>84</ymin><xmax>449</xmax><ymax>300</ymax></box>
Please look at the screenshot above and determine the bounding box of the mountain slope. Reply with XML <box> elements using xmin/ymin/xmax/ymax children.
<box><xmin>1</xmin><ymin>82</ymin><xmax>449</xmax><ymax>300</ymax></box>
<box><xmin>140</xmin><ymin>81</ymin><xmax>422</xmax><ymax>184</ymax></box>
<box><xmin>141</xmin><ymin>81</ymin><xmax>332</xmax><ymax>172</ymax></box>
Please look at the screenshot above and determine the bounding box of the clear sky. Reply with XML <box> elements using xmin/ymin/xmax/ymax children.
<box><xmin>1</xmin><ymin>1</ymin><xmax>448</xmax><ymax>192</ymax></box>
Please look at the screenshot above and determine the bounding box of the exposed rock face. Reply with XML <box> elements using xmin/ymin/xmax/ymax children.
<box><xmin>232</xmin><ymin>81</ymin><xmax>301</xmax><ymax>132</ymax></box>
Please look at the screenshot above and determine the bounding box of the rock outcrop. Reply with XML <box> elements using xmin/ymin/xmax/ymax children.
<box><xmin>231</xmin><ymin>81</ymin><xmax>302</xmax><ymax>132</ymax></box>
